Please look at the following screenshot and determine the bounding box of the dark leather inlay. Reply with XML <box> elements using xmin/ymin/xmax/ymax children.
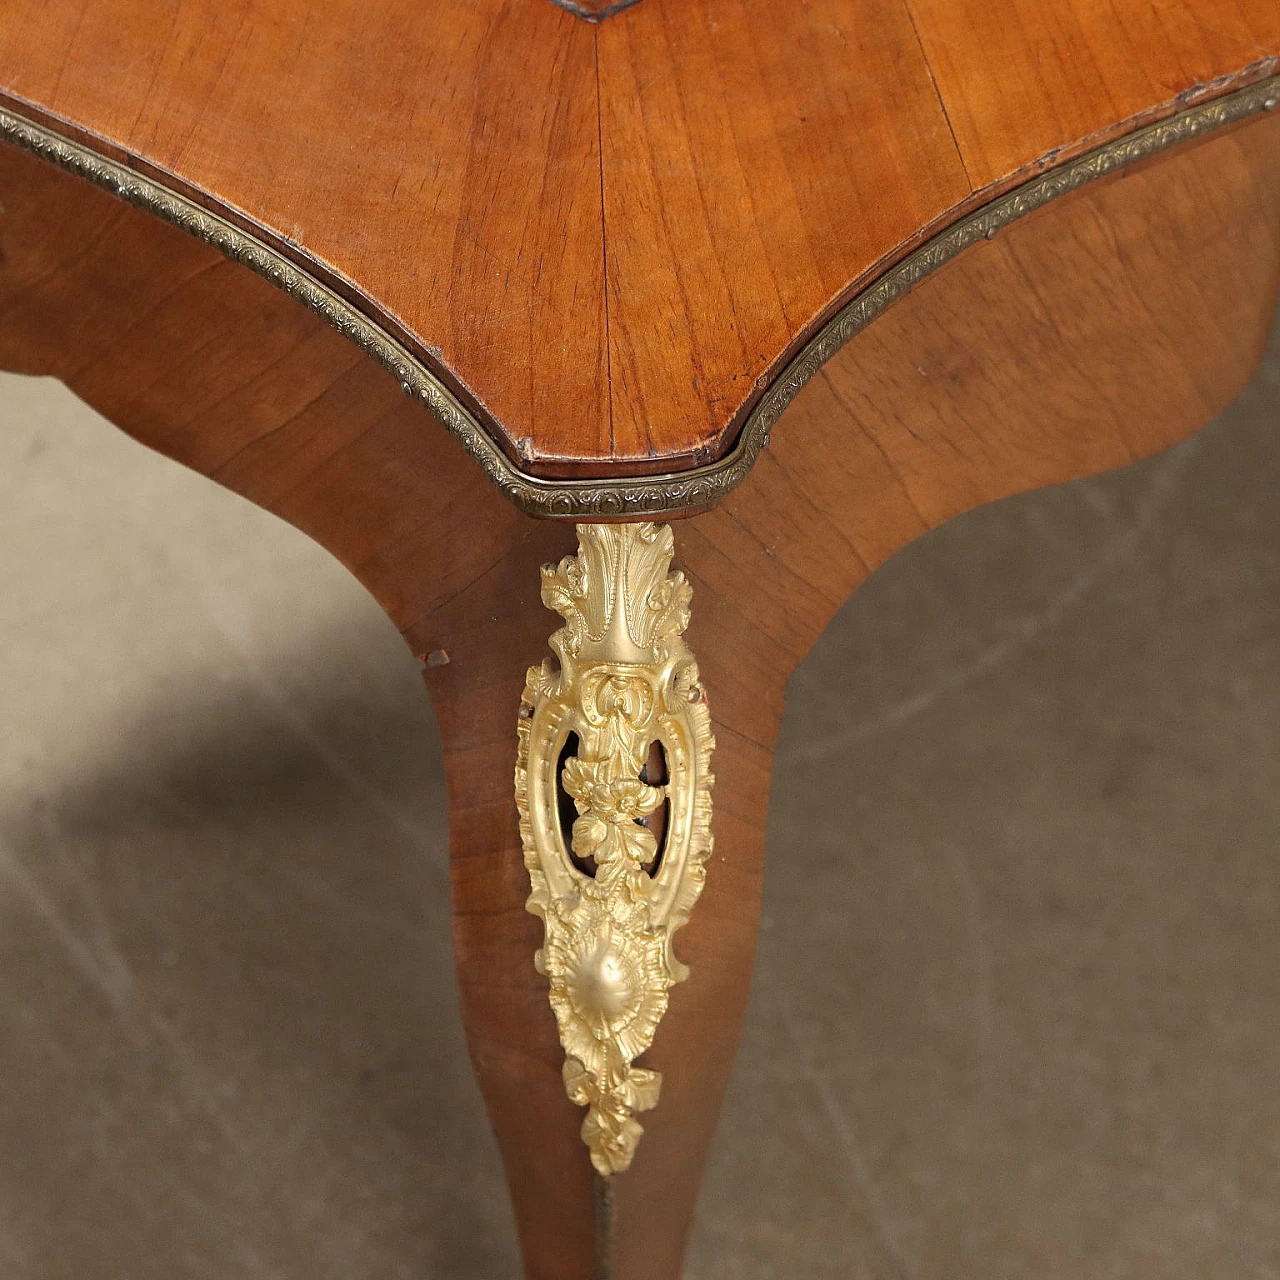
<box><xmin>546</xmin><ymin>0</ymin><xmax>645</xmax><ymax>21</ymax></box>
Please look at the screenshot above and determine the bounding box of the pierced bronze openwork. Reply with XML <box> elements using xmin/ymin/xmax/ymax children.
<box><xmin>515</xmin><ymin>523</ymin><xmax>715</xmax><ymax>1174</ymax></box>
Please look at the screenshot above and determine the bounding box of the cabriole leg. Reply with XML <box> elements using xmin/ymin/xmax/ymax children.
<box><xmin>422</xmin><ymin>521</ymin><xmax>775</xmax><ymax>1280</ymax></box>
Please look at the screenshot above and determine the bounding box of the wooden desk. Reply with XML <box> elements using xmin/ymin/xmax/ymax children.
<box><xmin>1</xmin><ymin>3</ymin><xmax>1277</xmax><ymax>1275</ymax></box>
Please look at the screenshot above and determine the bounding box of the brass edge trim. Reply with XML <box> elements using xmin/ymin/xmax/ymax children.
<box><xmin>2</xmin><ymin>74</ymin><xmax>1277</xmax><ymax>520</ymax></box>
<box><xmin>0</xmin><ymin>104</ymin><xmax>547</xmax><ymax>510</ymax></box>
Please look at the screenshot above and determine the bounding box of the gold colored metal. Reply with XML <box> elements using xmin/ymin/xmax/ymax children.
<box><xmin>515</xmin><ymin>522</ymin><xmax>714</xmax><ymax>1175</ymax></box>
<box><xmin>3</xmin><ymin>73</ymin><xmax>1277</xmax><ymax>518</ymax></box>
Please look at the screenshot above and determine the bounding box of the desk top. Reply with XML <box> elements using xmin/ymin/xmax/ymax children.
<box><xmin>1</xmin><ymin>0</ymin><xmax>1277</xmax><ymax>510</ymax></box>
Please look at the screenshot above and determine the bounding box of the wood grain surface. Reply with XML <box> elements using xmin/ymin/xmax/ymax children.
<box><xmin>595</xmin><ymin>0</ymin><xmax>969</xmax><ymax>464</ymax></box>
<box><xmin>1</xmin><ymin>0</ymin><xmax>1276</xmax><ymax>477</ymax></box>
<box><xmin>907</xmin><ymin>0</ymin><xmax>1280</xmax><ymax>183</ymax></box>
<box><xmin>3</xmin><ymin>108</ymin><xmax>1279</xmax><ymax>1277</ymax></box>
<box><xmin>0</xmin><ymin>0</ymin><xmax>608</xmax><ymax>465</ymax></box>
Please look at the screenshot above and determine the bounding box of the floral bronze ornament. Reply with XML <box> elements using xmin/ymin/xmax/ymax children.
<box><xmin>515</xmin><ymin>523</ymin><xmax>715</xmax><ymax>1175</ymax></box>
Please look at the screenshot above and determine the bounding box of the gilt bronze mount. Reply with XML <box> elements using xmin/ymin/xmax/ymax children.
<box><xmin>515</xmin><ymin>523</ymin><xmax>715</xmax><ymax>1174</ymax></box>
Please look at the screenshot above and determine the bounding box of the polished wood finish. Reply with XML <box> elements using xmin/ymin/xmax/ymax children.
<box><xmin>0</xmin><ymin>0</ymin><xmax>609</xmax><ymax>466</ymax></box>
<box><xmin>594</xmin><ymin>0</ymin><xmax>971</xmax><ymax>466</ymax></box>
<box><xmin>909</xmin><ymin>0</ymin><xmax>1280</xmax><ymax>184</ymax></box>
<box><xmin>1</xmin><ymin>0</ymin><xmax>1275</xmax><ymax>476</ymax></box>
<box><xmin>3</xmin><ymin>106</ymin><xmax>1279</xmax><ymax>1276</ymax></box>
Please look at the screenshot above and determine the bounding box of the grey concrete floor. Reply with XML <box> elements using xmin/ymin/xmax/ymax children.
<box><xmin>0</xmin><ymin>324</ymin><xmax>1277</xmax><ymax>1280</ymax></box>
